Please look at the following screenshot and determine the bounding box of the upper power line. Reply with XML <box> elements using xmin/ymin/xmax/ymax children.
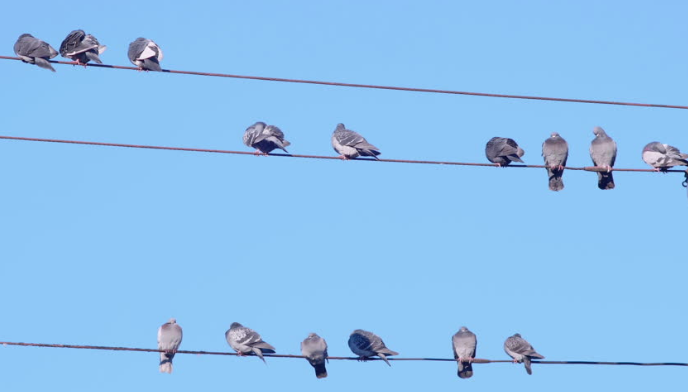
<box><xmin>2</xmin><ymin>55</ymin><xmax>688</xmax><ymax>110</ymax></box>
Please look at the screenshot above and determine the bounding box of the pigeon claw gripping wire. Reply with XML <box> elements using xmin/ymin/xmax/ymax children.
<box><xmin>682</xmin><ymin>170</ymin><xmax>688</xmax><ymax>188</ymax></box>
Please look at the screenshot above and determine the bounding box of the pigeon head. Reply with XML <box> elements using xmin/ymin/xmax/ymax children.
<box><xmin>459</xmin><ymin>326</ymin><xmax>469</xmax><ymax>332</ymax></box>
<box><xmin>308</xmin><ymin>332</ymin><xmax>319</xmax><ymax>338</ymax></box>
<box><xmin>550</xmin><ymin>132</ymin><xmax>560</xmax><ymax>138</ymax></box>
<box><xmin>18</xmin><ymin>33</ymin><xmax>34</xmax><ymax>39</ymax></box>
<box><xmin>593</xmin><ymin>126</ymin><xmax>606</xmax><ymax>137</ymax></box>
<box><xmin>335</xmin><ymin>123</ymin><xmax>346</xmax><ymax>131</ymax></box>
<box><xmin>167</xmin><ymin>318</ymin><xmax>177</xmax><ymax>324</ymax></box>
<box><xmin>513</xmin><ymin>333</ymin><xmax>522</xmax><ymax>338</ymax></box>
<box><xmin>642</xmin><ymin>142</ymin><xmax>663</xmax><ymax>153</ymax></box>
<box><xmin>230</xmin><ymin>322</ymin><xmax>243</xmax><ymax>329</ymax></box>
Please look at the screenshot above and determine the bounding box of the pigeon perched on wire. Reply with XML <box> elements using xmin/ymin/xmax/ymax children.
<box><xmin>589</xmin><ymin>126</ymin><xmax>617</xmax><ymax>190</ymax></box>
<box><xmin>301</xmin><ymin>333</ymin><xmax>328</xmax><ymax>379</ymax></box>
<box><xmin>13</xmin><ymin>34</ymin><xmax>58</xmax><ymax>72</ymax></box>
<box><xmin>541</xmin><ymin>132</ymin><xmax>569</xmax><ymax>191</ymax></box>
<box><xmin>157</xmin><ymin>318</ymin><xmax>183</xmax><ymax>374</ymax></box>
<box><xmin>243</xmin><ymin>121</ymin><xmax>291</xmax><ymax>155</ymax></box>
<box><xmin>128</xmin><ymin>38</ymin><xmax>163</xmax><ymax>71</ymax></box>
<box><xmin>331</xmin><ymin>123</ymin><xmax>381</xmax><ymax>160</ymax></box>
<box><xmin>452</xmin><ymin>326</ymin><xmax>477</xmax><ymax>379</ymax></box>
<box><xmin>504</xmin><ymin>333</ymin><xmax>544</xmax><ymax>375</ymax></box>
<box><xmin>348</xmin><ymin>329</ymin><xmax>398</xmax><ymax>366</ymax></box>
<box><xmin>59</xmin><ymin>30</ymin><xmax>107</xmax><ymax>65</ymax></box>
<box><xmin>642</xmin><ymin>142</ymin><xmax>688</xmax><ymax>171</ymax></box>
<box><xmin>225</xmin><ymin>322</ymin><xmax>275</xmax><ymax>363</ymax></box>
<box><xmin>485</xmin><ymin>137</ymin><xmax>524</xmax><ymax>166</ymax></box>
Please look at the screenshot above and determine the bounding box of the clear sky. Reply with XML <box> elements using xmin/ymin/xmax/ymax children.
<box><xmin>1</xmin><ymin>1</ymin><xmax>687</xmax><ymax>391</ymax></box>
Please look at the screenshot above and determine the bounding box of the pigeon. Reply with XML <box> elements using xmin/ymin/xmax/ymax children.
<box><xmin>642</xmin><ymin>142</ymin><xmax>688</xmax><ymax>171</ymax></box>
<box><xmin>589</xmin><ymin>126</ymin><xmax>617</xmax><ymax>190</ymax></box>
<box><xmin>225</xmin><ymin>322</ymin><xmax>275</xmax><ymax>363</ymax></box>
<box><xmin>504</xmin><ymin>333</ymin><xmax>544</xmax><ymax>375</ymax></box>
<box><xmin>157</xmin><ymin>318</ymin><xmax>183</xmax><ymax>374</ymax></box>
<box><xmin>13</xmin><ymin>34</ymin><xmax>58</xmax><ymax>72</ymax></box>
<box><xmin>348</xmin><ymin>329</ymin><xmax>398</xmax><ymax>366</ymax></box>
<box><xmin>485</xmin><ymin>137</ymin><xmax>525</xmax><ymax>166</ymax></box>
<box><xmin>128</xmin><ymin>38</ymin><xmax>163</xmax><ymax>71</ymax></box>
<box><xmin>452</xmin><ymin>326</ymin><xmax>477</xmax><ymax>379</ymax></box>
<box><xmin>331</xmin><ymin>123</ymin><xmax>381</xmax><ymax>160</ymax></box>
<box><xmin>59</xmin><ymin>30</ymin><xmax>107</xmax><ymax>65</ymax></box>
<box><xmin>243</xmin><ymin>121</ymin><xmax>291</xmax><ymax>155</ymax></box>
<box><xmin>301</xmin><ymin>333</ymin><xmax>328</xmax><ymax>379</ymax></box>
<box><xmin>541</xmin><ymin>132</ymin><xmax>569</xmax><ymax>191</ymax></box>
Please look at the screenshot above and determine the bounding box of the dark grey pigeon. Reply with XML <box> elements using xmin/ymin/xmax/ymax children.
<box><xmin>348</xmin><ymin>329</ymin><xmax>398</xmax><ymax>366</ymax></box>
<box><xmin>485</xmin><ymin>137</ymin><xmax>525</xmax><ymax>166</ymax></box>
<box><xmin>541</xmin><ymin>132</ymin><xmax>569</xmax><ymax>191</ymax></box>
<box><xmin>589</xmin><ymin>126</ymin><xmax>617</xmax><ymax>190</ymax></box>
<box><xmin>331</xmin><ymin>123</ymin><xmax>381</xmax><ymax>160</ymax></box>
<box><xmin>59</xmin><ymin>30</ymin><xmax>107</xmax><ymax>65</ymax></box>
<box><xmin>157</xmin><ymin>318</ymin><xmax>183</xmax><ymax>374</ymax></box>
<box><xmin>243</xmin><ymin>121</ymin><xmax>290</xmax><ymax>155</ymax></box>
<box><xmin>504</xmin><ymin>333</ymin><xmax>544</xmax><ymax>375</ymax></box>
<box><xmin>128</xmin><ymin>37</ymin><xmax>163</xmax><ymax>71</ymax></box>
<box><xmin>14</xmin><ymin>34</ymin><xmax>58</xmax><ymax>72</ymax></box>
<box><xmin>225</xmin><ymin>322</ymin><xmax>275</xmax><ymax>363</ymax></box>
<box><xmin>301</xmin><ymin>333</ymin><xmax>328</xmax><ymax>379</ymax></box>
<box><xmin>642</xmin><ymin>142</ymin><xmax>688</xmax><ymax>171</ymax></box>
<box><xmin>452</xmin><ymin>326</ymin><xmax>477</xmax><ymax>379</ymax></box>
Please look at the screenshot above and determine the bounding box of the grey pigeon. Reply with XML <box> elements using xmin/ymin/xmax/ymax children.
<box><xmin>485</xmin><ymin>137</ymin><xmax>525</xmax><ymax>166</ymax></box>
<box><xmin>59</xmin><ymin>30</ymin><xmax>107</xmax><ymax>65</ymax></box>
<box><xmin>642</xmin><ymin>142</ymin><xmax>688</xmax><ymax>171</ymax></box>
<box><xmin>225</xmin><ymin>322</ymin><xmax>275</xmax><ymax>363</ymax></box>
<box><xmin>128</xmin><ymin>38</ymin><xmax>163</xmax><ymax>71</ymax></box>
<box><xmin>301</xmin><ymin>333</ymin><xmax>328</xmax><ymax>379</ymax></box>
<box><xmin>243</xmin><ymin>121</ymin><xmax>291</xmax><ymax>155</ymax></box>
<box><xmin>157</xmin><ymin>318</ymin><xmax>183</xmax><ymax>374</ymax></box>
<box><xmin>504</xmin><ymin>333</ymin><xmax>544</xmax><ymax>375</ymax></box>
<box><xmin>13</xmin><ymin>34</ymin><xmax>58</xmax><ymax>72</ymax></box>
<box><xmin>331</xmin><ymin>123</ymin><xmax>381</xmax><ymax>160</ymax></box>
<box><xmin>452</xmin><ymin>326</ymin><xmax>477</xmax><ymax>379</ymax></box>
<box><xmin>589</xmin><ymin>126</ymin><xmax>617</xmax><ymax>190</ymax></box>
<box><xmin>348</xmin><ymin>329</ymin><xmax>398</xmax><ymax>366</ymax></box>
<box><xmin>541</xmin><ymin>132</ymin><xmax>569</xmax><ymax>191</ymax></box>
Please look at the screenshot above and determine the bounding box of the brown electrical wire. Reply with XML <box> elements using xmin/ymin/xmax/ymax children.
<box><xmin>1</xmin><ymin>341</ymin><xmax>686</xmax><ymax>367</ymax></box>
<box><xmin>2</xmin><ymin>55</ymin><xmax>688</xmax><ymax>110</ymax></box>
<box><xmin>1</xmin><ymin>135</ymin><xmax>686</xmax><ymax>174</ymax></box>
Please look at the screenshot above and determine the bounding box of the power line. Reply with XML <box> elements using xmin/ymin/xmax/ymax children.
<box><xmin>1</xmin><ymin>135</ymin><xmax>686</xmax><ymax>176</ymax></box>
<box><xmin>1</xmin><ymin>341</ymin><xmax>686</xmax><ymax>367</ymax></box>
<box><xmin>2</xmin><ymin>55</ymin><xmax>687</xmax><ymax>110</ymax></box>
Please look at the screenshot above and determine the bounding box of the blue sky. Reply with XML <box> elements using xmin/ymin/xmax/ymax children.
<box><xmin>1</xmin><ymin>1</ymin><xmax>687</xmax><ymax>390</ymax></box>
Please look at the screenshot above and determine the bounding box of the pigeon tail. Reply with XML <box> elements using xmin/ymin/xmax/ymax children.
<box><xmin>159</xmin><ymin>352</ymin><xmax>174</xmax><ymax>373</ymax></box>
<box><xmin>142</xmin><ymin>58</ymin><xmax>162</xmax><ymax>72</ymax></box>
<box><xmin>597</xmin><ymin>172</ymin><xmax>615</xmax><ymax>190</ymax></box>
<box><xmin>85</xmin><ymin>52</ymin><xmax>102</xmax><ymax>64</ymax></box>
<box><xmin>378</xmin><ymin>353</ymin><xmax>392</xmax><ymax>366</ymax></box>
<box><xmin>508</xmin><ymin>155</ymin><xmax>524</xmax><ymax>163</ymax></box>
<box><xmin>252</xmin><ymin>347</ymin><xmax>267</xmax><ymax>363</ymax></box>
<box><xmin>34</xmin><ymin>57</ymin><xmax>55</xmax><ymax>72</ymax></box>
<box><xmin>313</xmin><ymin>363</ymin><xmax>328</xmax><ymax>379</ymax></box>
<box><xmin>523</xmin><ymin>357</ymin><xmax>533</xmax><ymax>375</ymax></box>
<box><xmin>359</xmin><ymin>148</ymin><xmax>381</xmax><ymax>159</ymax></box>
<box><xmin>547</xmin><ymin>168</ymin><xmax>564</xmax><ymax>191</ymax></box>
<box><xmin>458</xmin><ymin>362</ymin><xmax>473</xmax><ymax>378</ymax></box>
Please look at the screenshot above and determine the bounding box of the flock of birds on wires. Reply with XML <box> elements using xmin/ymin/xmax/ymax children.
<box><xmin>159</xmin><ymin>319</ymin><xmax>542</xmax><ymax>380</ymax></box>
<box><xmin>8</xmin><ymin>29</ymin><xmax>688</xmax><ymax>382</ymax></box>
<box><xmin>11</xmin><ymin>30</ymin><xmax>688</xmax><ymax>192</ymax></box>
